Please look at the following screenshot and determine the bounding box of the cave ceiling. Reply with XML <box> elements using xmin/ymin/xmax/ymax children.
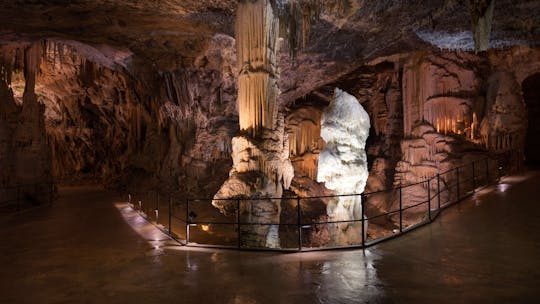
<box><xmin>1</xmin><ymin>0</ymin><xmax>539</xmax><ymax>103</ymax></box>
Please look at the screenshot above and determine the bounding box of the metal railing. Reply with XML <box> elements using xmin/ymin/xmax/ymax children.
<box><xmin>126</xmin><ymin>154</ymin><xmax>513</xmax><ymax>251</ymax></box>
<box><xmin>0</xmin><ymin>182</ymin><xmax>55</xmax><ymax>213</ymax></box>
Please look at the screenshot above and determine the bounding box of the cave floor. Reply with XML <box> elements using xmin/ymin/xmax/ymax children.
<box><xmin>1</xmin><ymin>171</ymin><xmax>540</xmax><ymax>304</ymax></box>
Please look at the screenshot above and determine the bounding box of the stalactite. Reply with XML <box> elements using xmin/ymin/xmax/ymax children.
<box><xmin>275</xmin><ymin>0</ymin><xmax>350</xmax><ymax>59</ymax></box>
<box><xmin>236</xmin><ymin>0</ymin><xmax>280</xmax><ymax>136</ymax></box>
<box><xmin>468</xmin><ymin>0</ymin><xmax>495</xmax><ymax>53</ymax></box>
<box><xmin>425</xmin><ymin>98</ymin><xmax>472</xmax><ymax>136</ymax></box>
<box><xmin>289</xmin><ymin>120</ymin><xmax>320</xmax><ymax>156</ymax></box>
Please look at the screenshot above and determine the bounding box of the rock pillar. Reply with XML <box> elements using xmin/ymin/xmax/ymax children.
<box><xmin>212</xmin><ymin>0</ymin><xmax>293</xmax><ymax>248</ymax></box>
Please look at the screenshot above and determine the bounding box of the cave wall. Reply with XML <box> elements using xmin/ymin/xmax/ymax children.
<box><xmin>0</xmin><ymin>35</ymin><xmax>239</xmax><ymax>198</ymax></box>
<box><xmin>1</xmin><ymin>33</ymin><xmax>539</xmax><ymax>216</ymax></box>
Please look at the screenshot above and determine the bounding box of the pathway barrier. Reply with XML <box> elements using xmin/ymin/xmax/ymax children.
<box><xmin>126</xmin><ymin>153</ymin><xmax>516</xmax><ymax>251</ymax></box>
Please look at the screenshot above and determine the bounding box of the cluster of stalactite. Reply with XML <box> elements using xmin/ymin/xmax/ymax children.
<box><xmin>275</xmin><ymin>0</ymin><xmax>351</xmax><ymax>59</ymax></box>
<box><xmin>236</xmin><ymin>0</ymin><xmax>280</xmax><ymax>136</ymax></box>
<box><xmin>289</xmin><ymin>120</ymin><xmax>322</xmax><ymax>180</ymax></box>
<box><xmin>285</xmin><ymin>106</ymin><xmax>324</xmax><ymax>180</ymax></box>
<box><xmin>163</xmin><ymin>71</ymin><xmax>193</xmax><ymax>119</ymax></box>
<box><xmin>423</xmin><ymin>97</ymin><xmax>477</xmax><ymax>138</ymax></box>
<box><xmin>288</xmin><ymin>120</ymin><xmax>320</xmax><ymax>156</ymax></box>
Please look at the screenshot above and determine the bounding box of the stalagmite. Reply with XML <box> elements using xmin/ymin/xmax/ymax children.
<box><xmin>317</xmin><ymin>88</ymin><xmax>370</xmax><ymax>245</ymax></box>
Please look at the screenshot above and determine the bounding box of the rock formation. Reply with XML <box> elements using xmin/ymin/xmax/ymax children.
<box><xmin>468</xmin><ymin>0</ymin><xmax>495</xmax><ymax>53</ymax></box>
<box><xmin>479</xmin><ymin>71</ymin><xmax>527</xmax><ymax>152</ymax></box>
<box><xmin>212</xmin><ymin>0</ymin><xmax>293</xmax><ymax>248</ymax></box>
<box><xmin>286</xmin><ymin>106</ymin><xmax>325</xmax><ymax>180</ymax></box>
<box><xmin>0</xmin><ymin>0</ymin><xmax>538</xmax><ymax>246</ymax></box>
<box><xmin>0</xmin><ymin>42</ymin><xmax>51</xmax><ymax>204</ymax></box>
<box><xmin>317</xmin><ymin>88</ymin><xmax>370</xmax><ymax>245</ymax></box>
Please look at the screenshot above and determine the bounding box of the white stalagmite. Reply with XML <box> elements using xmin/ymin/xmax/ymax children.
<box><xmin>236</xmin><ymin>0</ymin><xmax>280</xmax><ymax>136</ymax></box>
<box><xmin>317</xmin><ymin>88</ymin><xmax>370</xmax><ymax>245</ymax></box>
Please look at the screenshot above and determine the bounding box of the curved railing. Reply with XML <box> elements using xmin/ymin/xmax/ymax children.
<box><xmin>0</xmin><ymin>182</ymin><xmax>55</xmax><ymax>213</ymax></box>
<box><xmin>126</xmin><ymin>153</ymin><xmax>515</xmax><ymax>251</ymax></box>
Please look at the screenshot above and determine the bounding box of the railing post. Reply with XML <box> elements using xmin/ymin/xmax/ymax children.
<box><xmin>156</xmin><ymin>192</ymin><xmax>160</xmax><ymax>223</ymax></box>
<box><xmin>297</xmin><ymin>197</ymin><xmax>302</xmax><ymax>251</ymax></box>
<box><xmin>237</xmin><ymin>199</ymin><xmax>241</xmax><ymax>249</ymax></box>
<box><xmin>186</xmin><ymin>198</ymin><xmax>190</xmax><ymax>244</ymax></box>
<box><xmin>437</xmin><ymin>173</ymin><xmax>441</xmax><ymax>210</ymax></box>
<box><xmin>456</xmin><ymin>167</ymin><xmax>460</xmax><ymax>201</ymax></box>
<box><xmin>168</xmin><ymin>195</ymin><xmax>172</xmax><ymax>234</ymax></box>
<box><xmin>427</xmin><ymin>178</ymin><xmax>431</xmax><ymax>221</ymax></box>
<box><xmin>145</xmin><ymin>192</ymin><xmax>149</xmax><ymax>217</ymax></box>
<box><xmin>472</xmin><ymin>161</ymin><xmax>476</xmax><ymax>192</ymax></box>
<box><xmin>361</xmin><ymin>194</ymin><xmax>366</xmax><ymax>247</ymax></box>
<box><xmin>498</xmin><ymin>157</ymin><xmax>503</xmax><ymax>182</ymax></box>
<box><xmin>399</xmin><ymin>185</ymin><xmax>403</xmax><ymax>233</ymax></box>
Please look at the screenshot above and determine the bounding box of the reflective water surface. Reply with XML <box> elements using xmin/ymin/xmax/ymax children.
<box><xmin>1</xmin><ymin>171</ymin><xmax>539</xmax><ymax>303</ymax></box>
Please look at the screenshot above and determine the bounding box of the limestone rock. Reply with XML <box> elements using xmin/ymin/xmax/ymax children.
<box><xmin>317</xmin><ymin>88</ymin><xmax>370</xmax><ymax>245</ymax></box>
<box><xmin>212</xmin><ymin>114</ymin><xmax>293</xmax><ymax>247</ymax></box>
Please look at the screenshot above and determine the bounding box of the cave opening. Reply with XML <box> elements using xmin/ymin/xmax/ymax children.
<box><xmin>522</xmin><ymin>73</ymin><xmax>540</xmax><ymax>167</ymax></box>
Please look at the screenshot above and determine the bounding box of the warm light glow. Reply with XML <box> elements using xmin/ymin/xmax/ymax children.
<box><xmin>201</xmin><ymin>224</ymin><xmax>210</xmax><ymax>232</ymax></box>
<box><xmin>114</xmin><ymin>202</ymin><xmax>174</xmax><ymax>251</ymax></box>
<box><xmin>236</xmin><ymin>0</ymin><xmax>280</xmax><ymax>135</ymax></box>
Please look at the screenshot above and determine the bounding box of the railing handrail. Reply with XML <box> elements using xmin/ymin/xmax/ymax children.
<box><xmin>124</xmin><ymin>155</ymin><xmax>512</xmax><ymax>251</ymax></box>
<box><xmin>127</xmin><ymin>156</ymin><xmax>495</xmax><ymax>202</ymax></box>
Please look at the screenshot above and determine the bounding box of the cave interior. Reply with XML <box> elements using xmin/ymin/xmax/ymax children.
<box><xmin>0</xmin><ymin>0</ymin><xmax>539</xmax><ymax>247</ymax></box>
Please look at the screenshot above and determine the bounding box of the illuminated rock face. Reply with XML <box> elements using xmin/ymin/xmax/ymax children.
<box><xmin>317</xmin><ymin>88</ymin><xmax>370</xmax><ymax>245</ymax></box>
<box><xmin>1</xmin><ymin>36</ymin><xmax>239</xmax><ymax>198</ymax></box>
<box><xmin>236</xmin><ymin>0</ymin><xmax>279</xmax><ymax>136</ymax></box>
<box><xmin>212</xmin><ymin>116</ymin><xmax>293</xmax><ymax>248</ymax></box>
<box><xmin>286</xmin><ymin>106</ymin><xmax>325</xmax><ymax>180</ymax></box>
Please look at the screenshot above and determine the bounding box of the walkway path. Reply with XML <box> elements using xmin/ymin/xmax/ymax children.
<box><xmin>1</xmin><ymin>172</ymin><xmax>539</xmax><ymax>303</ymax></box>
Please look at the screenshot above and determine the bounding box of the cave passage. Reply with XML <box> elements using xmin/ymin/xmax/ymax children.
<box><xmin>522</xmin><ymin>73</ymin><xmax>540</xmax><ymax>167</ymax></box>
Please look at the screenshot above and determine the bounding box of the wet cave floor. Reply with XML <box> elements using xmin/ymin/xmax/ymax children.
<box><xmin>1</xmin><ymin>170</ymin><xmax>540</xmax><ymax>303</ymax></box>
